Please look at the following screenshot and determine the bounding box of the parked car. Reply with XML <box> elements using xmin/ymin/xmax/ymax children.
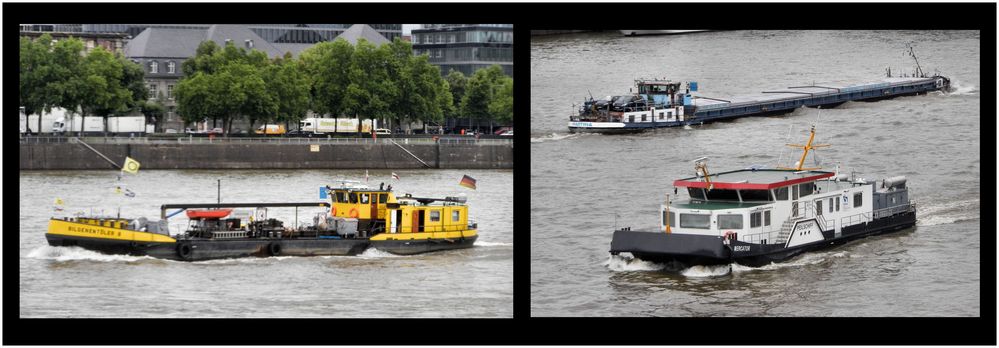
<box><xmin>286</xmin><ymin>129</ymin><xmax>313</xmax><ymax>137</ymax></box>
<box><xmin>207</xmin><ymin>127</ymin><xmax>224</xmax><ymax>134</ymax></box>
<box><xmin>374</xmin><ymin>128</ymin><xmax>392</xmax><ymax>135</ymax></box>
<box><xmin>499</xmin><ymin>130</ymin><xmax>514</xmax><ymax>136</ymax></box>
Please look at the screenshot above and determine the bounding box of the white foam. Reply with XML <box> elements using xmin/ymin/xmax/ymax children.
<box><xmin>731</xmin><ymin>250</ymin><xmax>849</xmax><ymax>272</ymax></box>
<box><xmin>916</xmin><ymin>198</ymin><xmax>981</xmax><ymax>226</ymax></box>
<box><xmin>681</xmin><ymin>264</ymin><xmax>732</xmax><ymax>277</ymax></box>
<box><xmin>604</xmin><ymin>253</ymin><xmax>667</xmax><ymax>272</ymax></box>
<box><xmin>475</xmin><ymin>241</ymin><xmax>513</xmax><ymax>247</ymax></box>
<box><xmin>530</xmin><ymin>132</ymin><xmax>583</xmax><ymax>143</ymax></box>
<box><xmin>26</xmin><ymin>245</ymin><xmax>153</xmax><ymax>263</ymax></box>
<box><xmin>946</xmin><ymin>80</ymin><xmax>977</xmax><ymax>95</ymax></box>
<box><xmin>358</xmin><ymin>248</ymin><xmax>402</xmax><ymax>258</ymax></box>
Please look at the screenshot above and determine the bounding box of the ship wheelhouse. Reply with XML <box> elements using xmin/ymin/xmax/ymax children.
<box><xmin>665</xmin><ymin>169</ymin><xmax>878</xmax><ymax>245</ymax></box>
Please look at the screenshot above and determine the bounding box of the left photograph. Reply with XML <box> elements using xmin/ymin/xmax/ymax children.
<box><xmin>19</xmin><ymin>24</ymin><xmax>514</xmax><ymax>317</ymax></box>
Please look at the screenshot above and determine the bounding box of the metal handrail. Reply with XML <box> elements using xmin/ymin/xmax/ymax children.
<box><xmin>20</xmin><ymin>136</ymin><xmax>512</xmax><ymax>146</ymax></box>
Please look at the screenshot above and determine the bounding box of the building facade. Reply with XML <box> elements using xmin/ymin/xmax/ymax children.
<box><xmin>411</xmin><ymin>24</ymin><xmax>513</xmax><ymax>77</ymax></box>
<box><xmin>19</xmin><ymin>24</ymin><xmax>129</xmax><ymax>54</ymax></box>
<box><xmin>120</xmin><ymin>24</ymin><xmax>396</xmax><ymax>132</ymax></box>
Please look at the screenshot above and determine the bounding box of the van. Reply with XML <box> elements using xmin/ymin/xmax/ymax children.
<box><xmin>374</xmin><ymin>128</ymin><xmax>391</xmax><ymax>135</ymax></box>
<box><xmin>255</xmin><ymin>124</ymin><xmax>286</xmax><ymax>135</ymax></box>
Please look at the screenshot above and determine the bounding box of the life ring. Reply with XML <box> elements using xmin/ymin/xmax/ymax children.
<box><xmin>331</xmin><ymin>206</ymin><xmax>337</xmax><ymax>216</ymax></box>
<box><xmin>176</xmin><ymin>243</ymin><xmax>193</xmax><ymax>260</ymax></box>
<box><xmin>268</xmin><ymin>242</ymin><xmax>282</xmax><ymax>256</ymax></box>
<box><xmin>349</xmin><ymin>208</ymin><xmax>359</xmax><ymax>218</ymax></box>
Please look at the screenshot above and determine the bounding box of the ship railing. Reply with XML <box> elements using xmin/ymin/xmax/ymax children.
<box><xmin>872</xmin><ymin>202</ymin><xmax>916</xmax><ymax>220</ymax></box>
<box><xmin>740</xmin><ymin>227</ymin><xmax>782</xmax><ymax>244</ymax></box>
<box><xmin>20</xmin><ymin>136</ymin><xmax>513</xmax><ymax>145</ymax></box>
<box><xmin>210</xmin><ymin>230</ymin><xmax>248</xmax><ymax>239</ymax></box>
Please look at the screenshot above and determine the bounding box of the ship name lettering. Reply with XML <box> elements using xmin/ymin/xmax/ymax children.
<box><xmin>733</xmin><ymin>245</ymin><xmax>751</xmax><ymax>252</ymax></box>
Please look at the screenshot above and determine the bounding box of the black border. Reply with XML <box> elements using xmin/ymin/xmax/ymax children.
<box><xmin>6</xmin><ymin>2</ymin><xmax>995</xmax><ymax>345</ymax></box>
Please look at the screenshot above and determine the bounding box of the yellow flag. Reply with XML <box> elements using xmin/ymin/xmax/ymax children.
<box><xmin>55</xmin><ymin>198</ymin><xmax>64</xmax><ymax>205</ymax></box>
<box><xmin>122</xmin><ymin>157</ymin><xmax>141</xmax><ymax>174</ymax></box>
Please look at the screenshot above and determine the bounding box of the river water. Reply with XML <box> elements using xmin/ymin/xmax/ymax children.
<box><xmin>20</xmin><ymin>169</ymin><xmax>512</xmax><ymax>317</ymax></box>
<box><xmin>530</xmin><ymin>30</ymin><xmax>980</xmax><ymax>316</ymax></box>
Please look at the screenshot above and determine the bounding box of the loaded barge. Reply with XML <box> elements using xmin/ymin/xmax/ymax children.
<box><xmin>569</xmin><ymin>48</ymin><xmax>950</xmax><ymax>133</ymax></box>
<box><xmin>609</xmin><ymin>126</ymin><xmax>916</xmax><ymax>267</ymax></box>
<box><xmin>46</xmin><ymin>182</ymin><xmax>477</xmax><ymax>261</ymax></box>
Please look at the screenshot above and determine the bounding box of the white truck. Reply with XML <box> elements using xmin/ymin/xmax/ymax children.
<box><xmin>52</xmin><ymin>116</ymin><xmax>149</xmax><ymax>134</ymax></box>
<box><xmin>299</xmin><ymin>117</ymin><xmax>377</xmax><ymax>134</ymax></box>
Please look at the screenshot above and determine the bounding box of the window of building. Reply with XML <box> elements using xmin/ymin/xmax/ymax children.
<box><xmin>719</xmin><ymin>214</ymin><xmax>743</xmax><ymax>229</ymax></box>
<box><xmin>86</xmin><ymin>40</ymin><xmax>95</xmax><ymax>49</ymax></box>
<box><xmin>148</xmin><ymin>84</ymin><xmax>157</xmax><ymax>99</ymax></box>
<box><xmin>854</xmin><ymin>192</ymin><xmax>863</xmax><ymax>208</ymax></box>
<box><xmin>167</xmin><ymin>85</ymin><xmax>173</xmax><ymax>100</ymax></box>
<box><xmin>750</xmin><ymin>212</ymin><xmax>761</xmax><ymax>228</ymax></box>
<box><xmin>430</xmin><ymin>210</ymin><xmax>440</xmax><ymax>222</ymax></box>
<box><xmin>150</xmin><ymin>61</ymin><xmax>158</xmax><ymax>74</ymax></box>
<box><xmin>452</xmin><ymin>210</ymin><xmax>460</xmax><ymax>222</ymax></box>
<box><xmin>679</xmin><ymin>213</ymin><xmax>710</xmax><ymax>229</ymax></box>
<box><xmin>167</xmin><ymin>61</ymin><xmax>175</xmax><ymax>74</ymax></box>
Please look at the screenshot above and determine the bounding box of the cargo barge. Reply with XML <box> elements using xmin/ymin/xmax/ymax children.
<box><xmin>45</xmin><ymin>182</ymin><xmax>478</xmax><ymax>261</ymax></box>
<box><xmin>569</xmin><ymin>48</ymin><xmax>950</xmax><ymax>133</ymax></box>
<box><xmin>609</xmin><ymin>126</ymin><xmax>916</xmax><ymax>267</ymax></box>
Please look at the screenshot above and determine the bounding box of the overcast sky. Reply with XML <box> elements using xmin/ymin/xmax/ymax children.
<box><xmin>402</xmin><ymin>24</ymin><xmax>418</xmax><ymax>35</ymax></box>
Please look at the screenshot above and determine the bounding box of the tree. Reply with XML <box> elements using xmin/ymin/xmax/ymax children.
<box><xmin>140</xmin><ymin>99</ymin><xmax>166</xmax><ymax>131</ymax></box>
<box><xmin>343</xmin><ymin>39</ymin><xmax>395</xmax><ymax>132</ymax></box>
<box><xmin>78</xmin><ymin>47</ymin><xmax>133</xmax><ymax>135</ymax></box>
<box><xmin>299</xmin><ymin>39</ymin><xmax>353</xmax><ymax>118</ymax></box>
<box><xmin>264</xmin><ymin>53</ymin><xmax>309</xmax><ymax>131</ymax></box>
<box><xmin>444</xmin><ymin>69</ymin><xmax>467</xmax><ymax>120</ymax></box>
<box><xmin>489</xmin><ymin>76</ymin><xmax>514</xmax><ymax>126</ymax></box>
<box><xmin>49</xmin><ymin>38</ymin><xmax>87</xmax><ymax>135</ymax></box>
<box><xmin>176</xmin><ymin>72</ymin><xmax>224</xmax><ymax>127</ymax></box>
<box><xmin>182</xmin><ymin>40</ymin><xmax>221</xmax><ymax>76</ymax></box>
<box><xmin>460</xmin><ymin>65</ymin><xmax>511</xmax><ymax>133</ymax></box>
<box><xmin>384</xmin><ymin>38</ymin><xmax>449</xmax><ymax>132</ymax></box>
<box><xmin>20</xmin><ymin>35</ymin><xmax>57</xmax><ymax>133</ymax></box>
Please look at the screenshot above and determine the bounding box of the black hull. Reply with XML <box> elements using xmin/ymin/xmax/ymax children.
<box><xmin>45</xmin><ymin>233</ymin><xmax>472</xmax><ymax>261</ymax></box>
<box><xmin>371</xmin><ymin>235</ymin><xmax>478</xmax><ymax>255</ymax></box>
<box><xmin>610</xmin><ymin>211</ymin><xmax>916</xmax><ymax>268</ymax></box>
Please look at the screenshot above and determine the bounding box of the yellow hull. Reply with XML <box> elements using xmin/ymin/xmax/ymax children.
<box><xmin>369</xmin><ymin>229</ymin><xmax>477</xmax><ymax>241</ymax></box>
<box><xmin>47</xmin><ymin>219</ymin><xmax>176</xmax><ymax>243</ymax></box>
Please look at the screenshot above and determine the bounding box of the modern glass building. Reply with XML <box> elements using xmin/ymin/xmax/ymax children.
<box><xmin>411</xmin><ymin>24</ymin><xmax>513</xmax><ymax>77</ymax></box>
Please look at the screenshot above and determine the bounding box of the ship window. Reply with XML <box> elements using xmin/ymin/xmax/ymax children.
<box><xmin>792</xmin><ymin>186</ymin><xmax>799</xmax><ymax>200</ymax></box>
<box><xmin>764</xmin><ymin>211</ymin><xmax>771</xmax><ymax>226</ymax></box>
<box><xmin>430</xmin><ymin>210</ymin><xmax>440</xmax><ymax>222</ymax></box>
<box><xmin>335</xmin><ymin>191</ymin><xmax>346</xmax><ymax>203</ymax></box>
<box><xmin>452</xmin><ymin>210</ymin><xmax>460</xmax><ymax>222</ymax></box>
<box><xmin>659</xmin><ymin>112</ymin><xmax>664</xmax><ymax>119</ymax></box>
<box><xmin>641</xmin><ymin>114</ymin><xmax>647</xmax><ymax>122</ymax></box>
<box><xmin>719</xmin><ymin>214</ymin><xmax>743</xmax><ymax>229</ymax></box>
<box><xmin>799</xmin><ymin>183</ymin><xmax>814</xmax><ymax>198</ymax></box>
<box><xmin>360</xmin><ymin>194</ymin><xmax>369</xmax><ymax>204</ymax></box>
<box><xmin>854</xmin><ymin>192</ymin><xmax>863</xmax><ymax>207</ymax></box>
<box><xmin>774</xmin><ymin>187</ymin><xmax>789</xmax><ymax>200</ymax></box>
<box><xmin>792</xmin><ymin>202</ymin><xmax>799</xmax><ymax>217</ymax></box>
<box><xmin>740</xmin><ymin>190</ymin><xmax>772</xmax><ymax>201</ymax></box>
<box><xmin>349</xmin><ymin>193</ymin><xmax>358</xmax><ymax>203</ymax></box>
<box><xmin>829</xmin><ymin>198</ymin><xmax>834</xmax><ymax>213</ymax></box>
<box><xmin>679</xmin><ymin>213</ymin><xmax>710</xmax><ymax>229</ymax></box>
<box><xmin>750</xmin><ymin>212</ymin><xmax>761</xmax><ymax>228</ymax></box>
<box><xmin>705</xmin><ymin>189</ymin><xmax>740</xmax><ymax>201</ymax></box>
<box><xmin>815</xmin><ymin>200</ymin><xmax>823</xmax><ymax>215</ymax></box>
<box><xmin>662</xmin><ymin>211</ymin><xmax>676</xmax><ymax>227</ymax></box>
<box><xmin>380</xmin><ymin>194</ymin><xmax>388</xmax><ymax>204</ymax></box>
<box><xmin>688</xmin><ymin>188</ymin><xmax>706</xmax><ymax>200</ymax></box>
<box><xmin>836</xmin><ymin>197</ymin><xmax>840</xmax><ymax>211</ymax></box>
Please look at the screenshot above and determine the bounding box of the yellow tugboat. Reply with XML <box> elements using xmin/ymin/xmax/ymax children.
<box><xmin>45</xmin><ymin>181</ymin><xmax>478</xmax><ymax>261</ymax></box>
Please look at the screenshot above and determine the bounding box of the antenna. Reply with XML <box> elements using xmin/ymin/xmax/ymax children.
<box><xmin>907</xmin><ymin>43</ymin><xmax>925</xmax><ymax>78</ymax></box>
<box><xmin>776</xmin><ymin>123</ymin><xmax>793</xmax><ymax>168</ymax></box>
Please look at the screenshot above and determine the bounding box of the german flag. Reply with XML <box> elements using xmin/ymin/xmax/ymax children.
<box><xmin>459</xmin><ymin>175</ymin><xmax>477</xmax><ymax>190</ymax></box>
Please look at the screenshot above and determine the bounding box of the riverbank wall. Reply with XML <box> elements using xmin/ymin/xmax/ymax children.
<box><xmin>19</xmin><ymin>138</ymin><xmax>513</xmax><ymax>170</ymax></box>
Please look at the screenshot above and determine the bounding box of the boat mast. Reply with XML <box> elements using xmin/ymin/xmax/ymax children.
<box><xmin>779</xmin><ymin>125</ymin><xmax>829</xmax><ymax>171</ymax></box>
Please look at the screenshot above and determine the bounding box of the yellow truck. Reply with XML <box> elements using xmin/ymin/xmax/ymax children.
<box><xmin>255</xmin><ymin>124</ymin><xmax>286</xmax><ymax>135</ymax></box>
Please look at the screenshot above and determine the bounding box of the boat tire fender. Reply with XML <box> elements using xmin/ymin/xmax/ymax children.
<box><xmin>177</xmin><ymin>243</ymin><xmax>194</xmax><ymax>260</ymax></box>
<box><xmin>331</xmin><ymin>207</ymin><xmax>337</xmax><ymax>216</ymax></box>
<box><xmin>349</xmin><ymin>208</ymin><xmax>359</xmax><ymax>218</ymax></box>
<box><xmin>723</xmin><ymin>231</ymin><xmax>735</xmax><ymax>245</ymax></box>
<box><xmin>269</xmin><ymin>242</ymin><xmax>282</xmax><ymax>256</ymax></box>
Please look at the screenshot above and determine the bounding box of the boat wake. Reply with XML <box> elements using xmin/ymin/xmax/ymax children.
<box><xmin>358</xmin><ymin>248</ymin><xmax>402</xmax><ymax>258</ymax></box>
<box><xmin>26</xmin><ymin>245</ymin><xmax>154</xmax><ymax>263</ymax></box>
<box><xmin>731</xmin><ymin>251</ymin><xmax>850</xmax><ymax>272</ymax></box>
<box><xmin>946</xmin><ymin>80</ymin><xmax>978</xmax><ymax>96</ymax></box>
<box><xmin>604</xmin><ymin>252</ymin><xmax>668</xmax><ymax>272</ymax></box>
<box><xmin>531</xmin><ymin>132</ymin><xmax>585</xmax><ymax>143</ymax></box>
<box><xmin>681</xmin><ymin>264</ymin><xmax>732</xmax><ymax>277</ymax></box>
<box><xmin>916</xmin><ymin>198</ymin><xmax>980</xmax><ymax>226</ymax></box>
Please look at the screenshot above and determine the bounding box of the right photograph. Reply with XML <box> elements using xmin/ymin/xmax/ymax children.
<box><xmin>530</xmin><ymin>30</ymin><xmax>980</xmax><ymax>317</ymax></box>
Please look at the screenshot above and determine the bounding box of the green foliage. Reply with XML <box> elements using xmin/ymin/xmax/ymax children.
<box><xmin>444</xmin><ymin>69</ymin><xmax>467</xmax><ymax>119</ymax></box>
<box><xmin>460</xmin><ymin>65</ymin><xmax>513</xmax><ymax>127</ymax></box>
<box><xmin>299</xmin><ymin>39</ymin><xmax>353</xmax><ymax>117</ymax></box>
<box><xmin>343</xmin><ymin>39</ymin><xmax>395</xmax><ymax>120</ymax></box>
<box><xmin>264</xmin><ymin>56</ymin><xmax>310</xmax><ymax>127</ymax></box>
